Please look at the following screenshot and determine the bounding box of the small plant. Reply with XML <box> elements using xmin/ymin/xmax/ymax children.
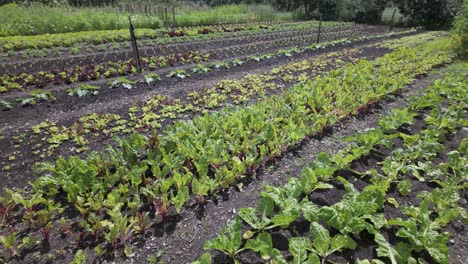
<box><xmin>70</xmin><ymin>249</ymin><xmax>87</xmax><ymax>264</ymax></box>
<box><xmin>67</xmin><ymin>84</ymin><xmax>100</xmax><ymax>97</ymax></box>
<box><xmin>0</xmin><ymin>99</ymin><xmax>12</xmax><ymax>110</ymax></box>
<box><xmin>16</xmin><ymin>89</ymin><xmax>56</xmax><ymax>106</ymax></box>
<box><xmin>108</xmin><ymin>77</ymin><xmax>137</xmax><ymax>89</ymax></box>
<box><xmin>70</xmin><ymin>46</ymin><xmax>81</xmax><ymax>55</ymax></box>
<box><xmin>231</xmin><ymin>59</ymin><xmax>245</xmax><ymax>66</ymax></box>
<box><xmin>192</xmin><ymin>64</ymin><xmax>211</xmax><ymax>74</ymax></box>
<box><xmin>0</xmin><ymin>232</ymin><xmax>17</xmax><ymax>257</ymax></box>
<box><xmin>141</xmin><ymin>73</ymin><xmax>161</xmax><ymax>84</ymax></box>
<box><xmin>210</xmin><ymin>62</ymin><xmax>230</xmax><ymax>69</ymax></box>
<box><xmin>203</xmin><ymin>217</ymin><xmax>246</xmax><ymax>262</ymax></box>
<box><xmin>166</xmin><ymin>69</ymin><xmax>190</xmax><ymax>79</ymax></box>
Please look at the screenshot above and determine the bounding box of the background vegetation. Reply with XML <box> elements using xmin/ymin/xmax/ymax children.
<box><xmin>451</xmin><ymin>1</ymin><xmax>467</xmax><ymax>58</ymax></box>
<box><xmin>0</xmin><ymin>0</ymin><xmax>464</xmax><ymax>37</ymax></box>
<box><xmin>0</xmin><ymin>3</ymin><xmax>291</xmax><ymax>36</ymax></box>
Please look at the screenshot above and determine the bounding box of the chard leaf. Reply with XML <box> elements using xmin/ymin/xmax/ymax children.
<box><xmin>301</xmin><ymin>200</ymin><xmax>320</xmax><ymax>223</ymax></box>
<box><xmin>258</xmin><ymin>196</ymin><xmax>274</xmax><ymax>217</ymax></box>
<box><xmin>191</xmin><ymin>253</ymin><xmax>211</xmax><ymax>264</ymax></box>
<box><xmin>305</xmin><ymin>253</ymin><xmax>320</xmax><ymax>264</ymax></box>
<box><xmin>356</xmin><ymin>259</ymin><xmax>386</xmax><ymax>264</ymax></box>
<box><xmin>386</xmin><ymin>197</ymin><xmax>399</xmax><ymax>208</ymax></box>
<box><xmin>330</xmin><ymin>234</ymin><xmax>357</xmax><ymax>253</ymax></box>
<box><xmin>203</xmin><ymin>217</ymin><xmax>244</xmax><ymax>258</ymax></box>
<box><xmin>238</xmin><ymin>207</ymin><xmax>261</xmax><ymax>230</ymax></box>
<box><xmin>171</xmin><ymin>186</ymin><xmax>189</xmax><ymax>213</ymax></box>
<box><xmin>373</xmin><ymin>232</ymin><xmax>399</xmax><ymax>264</ymax></box>
<box><xmin>397</xmin><ymin>180</ymin><xmax>412</xmax><ymax>196</ymax></box>
<box><xmin>244</xmin><ymin>232</ymin><xmax>281</xmax><ymax>260</ymax></box>
<box><xmin>270</xmin><ymin>213</ymin><xmax>298</xmax><ymax>228</ymax></box>
<box><xmin>310</xmin><ymin>222</ymin><xmax>330</xmax><ymax>254</ymax></box>
<box><xmin>289</xmin><ymin>237</ymin><xmax>312</xmax><ymax>264</ymax></box>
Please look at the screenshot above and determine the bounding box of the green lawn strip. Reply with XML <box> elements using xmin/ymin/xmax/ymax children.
<box><xmin>0</xmin><ymin>38</ymin><xmax>455</xmax><ymax>260</ymax></box>
<box><xmin>195</xmin><ymin>70</ymin><xmax>467</xmax><ymax>264</ymax></box>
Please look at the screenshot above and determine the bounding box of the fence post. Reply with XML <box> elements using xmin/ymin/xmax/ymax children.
<box><xmin>128</xmin><ymin>16</ymin><xmax>142</xmax><ymax>73</ymax></box>
<box><xmin>316</xmin><ymin>14</ymin><xmax>322</xmax><ymax>44</ymax></box>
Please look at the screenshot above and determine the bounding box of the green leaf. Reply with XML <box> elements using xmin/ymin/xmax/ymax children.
<box><xmin>171</xmin><ymin>186</ymin><xmax>189</xmax><ymax>213</ymax></box>
<box><xmin>305</xmin><ymin>253</ymin><xmax>320</xmax><ymax>264</ymax></box>
<box><xmin>259</xmin><ymin>196</ymin><xmax>274</xmax><ymax>217</ymax></box>
<box><xmin>203</xmin><ymin>217</ymin><xmax>244</xmax><ymax>258</ymax></box>
<box><xmin>245</xmin><ymin>232</ymin><xmax>288</xmax><ymax>264</ymax></box>
<box><xmin>330</xmin><ymin>235</ymin><xmax>357</xmax><ymax>253</ymax></box>
<box><xmin>124</xmin><ymin>246</ymin><xmax>133</xmax><ymax>257</ymax></box>
<box><xmin>301</xmin><ymin>200</ymin><xmax>320</xmax><ymax>223</ymax></box>
<box><xmin>70</xmin><ymin>249</ymin><xmax>87</xmax><ymax>264</ymax></box>
<box><xmin>191</xmin><ymin>253</ymin><xmax>212</xmax><ymax>264</ymax></box>
<box><xmin>245</xmin><ymin>232</ymin><xmax>273</xmax><ymax>260</ymax></box>
<box><xmin>386</xmin><ymin>197</ymin><xmax>399</xmax><ymax>208</ymax></box>
<box><xmin>397</xmin><ymin>180</ymin><xmax>412</xmax><ymax>196</ymax></box>
<box><xmin>238</xmin><ymin>207</ymin><xmax>261</xmax><ymax>230</ymax></box>
<box><xmin>289</xmin><ymin>237</ymin><xmax>312</xmax><ymax>264</ymax></box>
<box><xmin>270</xmin><ymin>213</ymin><xmax>298</xmax><ymax>228</ymax></box>
<box><xmin>310</xmin><ymin>222</ymin><xmax>330</xmax><ymax>256</ymax></box>
<box><xmin>374</xmin><ymin>232</ymin><xmax>399</xmax><ymax>264</ymax></box>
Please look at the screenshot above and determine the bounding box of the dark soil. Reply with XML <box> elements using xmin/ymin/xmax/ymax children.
<box><xmin>1</xmin><ymin>31</ymin><xmax>465</xmax><ymax>264</ymax></box>
<box><xmin>0</xmin><ymin>24</ymin><xmax>377</xmax><ymax>75</ymax></box>
<box><xmin>0</xmin><ymin>31</ymin><xmax>410</xmax><ymax>193</ymax></box>
<box><xmin>112</xmin><ymin>65</ymin><xmax>465</xmax><ymax>264</ymax></box>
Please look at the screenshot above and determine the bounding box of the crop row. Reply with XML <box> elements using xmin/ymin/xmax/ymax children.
<box><xmin>195</xmin><ymin>71</ymin><xmax>467</xmax><ymax>264</ymax></box>
<box><xmin>0</xmin><ymin>29</ymin><xmax>413</xmax><ymax>95</ymax></box>
<box><xmin>0</xmin><ymin>39</ymin><xmax>454</xmax><ymax>262</ymax></box>
<box><xmin>1</xmin><ymin>46</ymin><xmax>361</xmax><ymax>171</ymax></box>
<box><xmin>1</xmin><ymin>23</ymin><xmax>355</xmax><ymax>68</ymax></box>
<box><xmin>0</xmin><ymin>21</ymin><xmax>346</xmax><ymax>53</ymax></box>
<box><xmin>0</xmin><ymin>22</ymin><xmax>358</xmax><ymax>74</ymax></box>
<box><xmin>0</xmin><ymin>50</ymin><xmax>210</xmax><ymax>93</ymax></box>
<box><xmin>2</xmin><ymin>31</ymin><xmax>415</xmax><ymax>163</ymax></box>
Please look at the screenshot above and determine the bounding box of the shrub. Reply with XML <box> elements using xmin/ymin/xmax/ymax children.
<box><xmin>451</xmin><ymin>2</ymin><xmax>468</xmax><ymax>58</ymax></box>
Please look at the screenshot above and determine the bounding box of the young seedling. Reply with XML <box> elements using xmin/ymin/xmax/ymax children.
<box><xmin>192</xmin><ymin>64</ymin><xmax>211</xmax><ymax>74</ymax></box>
<box><xmin>108</xmin><ymin>77</ymin><xmax>137</xmax><ymax>89</ymax></box>
<box><xmin>167</xmin><ymin>69</ymin><xmax>190</xmax><ymax>79</ymax></box>
<box><xmin>67</xmin><ymin>84</ymin><xmax>100</xmax><ymax>97</ymax></box>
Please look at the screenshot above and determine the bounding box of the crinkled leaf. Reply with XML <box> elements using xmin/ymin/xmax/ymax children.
<box><xmin>289</xmin><ymin>237</ymin><xmax>312</xmax><ymax>264</ymax></box>
<box><xmin>397</xmin><ymin>180</ymin><xmax>412</xmax><ymax>196</ymax></box>
<box><xmin>310</xmin><ymin>222</ymin><xmax>330</xmax><ymax>256</ymax></box>
<box><xmin>270</xmin><ymin>213</ymin><xmax>298</xmax><ymax>228</ymax></box>
<box><xmin>301</xmin><ymin>199</ymin><xmax>320</xmax><ymax>222</ymax></box>
<box><xmin>238</xmin><ymin>207</ymin><xmax>261</xmax><ymax>230</ymax></box>
<box><xmin>259</xmin><ymin>196</ymin><xmax>274</xmax><ymax>217</ymax></box>
<box><xmin>191</xmin><ymin>252</ymin><xmax>212</xmax><ymax>264</ymax></box>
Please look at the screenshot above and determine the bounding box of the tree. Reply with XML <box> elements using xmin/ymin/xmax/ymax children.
<box><xmin>394</xmin><ymin>0</ymin><xmax>463</xmax><ymax>29</ymax></box>
<box><xmin>452</xmin><ymin>1</ymin><xmax>467</xmax><ymax>57</ymax></box>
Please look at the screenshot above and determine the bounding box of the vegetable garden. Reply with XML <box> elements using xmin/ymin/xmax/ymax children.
<box><xmin>0</xmin><ymin>14</ymin><xmax>466</xmax><ymax>264</ymax></box>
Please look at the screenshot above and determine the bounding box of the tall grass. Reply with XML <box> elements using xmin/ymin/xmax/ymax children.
<box><xmin>175</xmin><ymin>4</ymin><xmax>291</xmax><ymax>27</ymax></box>
<box><xmin>0</xmin><ymin>3</ymin><xmax>292</xmax><ymax>37</ymax></box>
<box><xmin>0</xmin><ymin>3</ymin><xmax>161</xmax><ymax>37</ymax></box>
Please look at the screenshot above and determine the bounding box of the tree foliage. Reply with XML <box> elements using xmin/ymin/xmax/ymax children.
<box><xmin>451</xmin><ymin>1</ymin><xmax>467</xmax><ymax>57</ymax></box>
<box><xmin>394</xmin><ymin>0</ymin><xmax>463</xmax><ymax>29</ymax></box>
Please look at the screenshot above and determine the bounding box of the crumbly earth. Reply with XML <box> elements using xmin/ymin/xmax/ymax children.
<box><xmin>0</xmin><ymin>29</ymin><xmax>465</xmax><ymax>264</ymax></box>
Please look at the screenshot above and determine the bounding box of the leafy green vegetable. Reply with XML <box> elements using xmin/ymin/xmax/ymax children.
<box><xmin>309</xmin><ymin>222</ymin><xmax>357</xmax><ymax>262</ymax></box>
<box><xmin>203</xmin><ymin>217</ymin><xmax>246</xmax><ymax>262</ymax></box>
